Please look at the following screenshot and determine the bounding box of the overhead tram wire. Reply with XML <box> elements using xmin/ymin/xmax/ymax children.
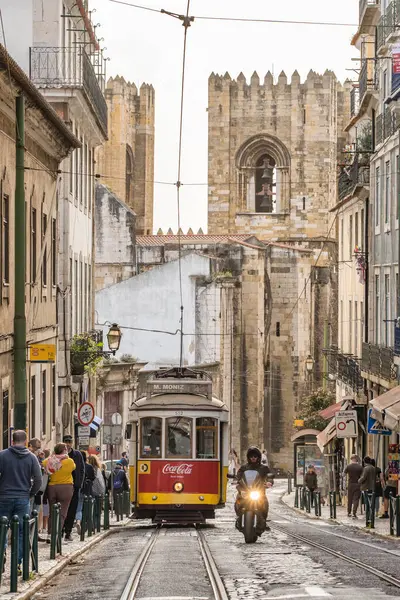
<box><xmin>108</xmin><ymin>0</ymin><xmax>357</xmax><ymax>27</ymax></box>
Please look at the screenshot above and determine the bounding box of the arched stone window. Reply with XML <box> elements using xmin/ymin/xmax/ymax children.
<box><xmin>125</xmin><ymin>145</ymin><xmax>135</xmax><ymax>205</ymax></box>
<box><xmin>235</xmin><ymin>134</ymin><xmax>290</xmax><ymax>214</ymax></box>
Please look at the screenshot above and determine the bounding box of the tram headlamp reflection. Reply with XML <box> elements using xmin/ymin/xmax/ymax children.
<box><xmin>250</xmin><ymin>490</ymin><xmax>260</xmax><ymax>501</ymax></box>
<box><xmin>173</xmin><ymin>482</ymin><xmax>184</xmax><ymax>493</ymax></box>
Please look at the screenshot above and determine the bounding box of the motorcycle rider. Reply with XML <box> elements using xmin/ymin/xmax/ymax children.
<box><xmin>235</xmin><ymin>446</ymin><xmax>272</xmax><ymax>532</ymax></box>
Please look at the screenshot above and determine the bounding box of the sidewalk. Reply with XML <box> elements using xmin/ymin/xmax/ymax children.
<box><xmin>281</xmin><ymin>489</ymin><xmax>399</xmax><ymax>541</ymax></box>
<box><xmin>0</xmin><ymin>513</ymin><xmax>137</xmax><ymax>600</ymax></box>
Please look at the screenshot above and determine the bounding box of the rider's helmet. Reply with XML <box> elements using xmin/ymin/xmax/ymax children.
<box><xmin>246</xmin><ymin>446</ymin><xmax>262</xmax><ymax>464</ymax></box>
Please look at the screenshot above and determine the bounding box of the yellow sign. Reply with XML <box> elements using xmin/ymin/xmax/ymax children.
<box><xmin>138</xmin><ymin>461</ymin><xmax>151</xmax><ymax>475</ymax></box>
<box><xmin>294</xmin><ymin>419</ymin><xmax>305</xmax><ymax>428</ymax></box>
<box><xmin>29</xmin><ymin>344</ymin><xmax>56</xmax><ymax>363</ymax></box>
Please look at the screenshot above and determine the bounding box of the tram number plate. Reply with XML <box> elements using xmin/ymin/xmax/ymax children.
<box><xmin>174</xmin><ymin>411</ymin><xmax>183</xmax><ymax>416</ymax></box>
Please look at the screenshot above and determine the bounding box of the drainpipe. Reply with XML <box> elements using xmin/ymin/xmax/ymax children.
<box><xmin>13</xmin><ymin>95</ymin><xmax>27</xmax><ymax>430</ymax></box>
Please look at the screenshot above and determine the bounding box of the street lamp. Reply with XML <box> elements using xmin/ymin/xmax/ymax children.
<box><xmin>106</xmin><ymin>323</ymin><xmax>122</xmax><ymax>354</ymax></box>
<box><xmin>305</xmin><ymin>355</ymin><xmax>314</xmax><ymax>373</ymax></box>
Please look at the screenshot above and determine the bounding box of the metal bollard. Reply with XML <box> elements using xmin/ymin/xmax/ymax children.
<box><xmin>124</xmin><ymin>490</ymin><xmax>130</xmax><ymax>517</ymax></box>
<box><xmin>87</xmin><ymin>497</ymin><xmax>94</xmax><ymax>537</ymax></box>
<box><xmin>115</xmin><ymin>494</ymin><xmax>122</xmax><ymax>521</ymax></box>
<box><xmin>364</xmin><ymin>492</ymin><xmax>375</xmax><ymax>529</ymax></box>
<box><xmin>294</xmin><ymin>487</ymin><xmax>299</xmax><ymax>508</ymax></box>
<box><xmin>305</xmin><ymin>489</ymin><xmax>311</xmax><ymax>513</ymax></box>
<box><xmin>32</xmin><ymin>510</ymin><xmax>39</xmax><ymax>573</ymax></box>
<box><xmin>22</xmin><ymin>514</ymin><xmax>30</xmax><ymax>581</ymax></box>
<box><xmin>389</xmin><ymin>495</ymin><xmax>400</xmax><ymax>537</ymax></box>
<box><xmin>57</xmin><ymin>507</ymin><xmax>62</xmax><ymax>555</ymax></box>
<box><xmin>95</xmin><ymin>496</ymin><xmax>102</xmax><ymax>533</ymax></box>
<box><xmin>299</xmin><ymin>487</ymin><xmax>304</xmax><ymax>510</ymax></box>
<box><xmin>81</xmin><ymin>496</ymin><xmax>88</xmax><ymax>542</ymax></box>
<box><xmin>10</xmin><ymin>515</ymin><xmax>19</xmax><ymax>593</ymax></box>
<box><xmin>329</xmin><ymin>492</ymin><xmax>336</xmax><ymax>519</ymax></box>
<box><xmin>0</xmin><ymin>516</ymin><xmax>8</xmax><ymax>584</ymax></box>
<box><xmin>104</xmin><ymin>494</ymin><xmax>110</xmax><ymax>530</ymax></box>
<box><xmin>50</xmin><ymin>503</ymin><xmax>61</xmax><ymax>560</ymax></box>
<box><xmin>314</xmin><ymin>491</ymin><xmax>321</xmax><ymax>517</ymax></box>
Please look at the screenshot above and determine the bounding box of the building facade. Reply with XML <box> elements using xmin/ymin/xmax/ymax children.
<box><xmin>2</xmin><ymin>0</ymin><xmax>108</xmax><ymax>440</ymax></box>
<box><xmin>207</xmin><ymin>71</ymin><xmax>349</xmax><ymax>465</ymax></box>
<box><xmin>96</xmin><ymin>76</ymin><xmax>155</xmax><ymax>236</ymax></box>
<box><xmin>0</xmin><ymin>44</ymin><xmax>79</xmax><ymax>449</ymax></box>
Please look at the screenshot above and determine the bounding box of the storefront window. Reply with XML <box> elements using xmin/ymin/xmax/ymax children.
<box><xmin>166</xmin><ymin>417</ymin><xmax>192</xmax><ymax>458</ymax></box>
<box><xmin>196</xmin><ymin>417</ymin><xmax>218</xmax><ymax>459</ymax></box>
<box><xmin>140</xmin><ymin>417</ymin><xmax>162</xmax><ymax>458</ymax></box>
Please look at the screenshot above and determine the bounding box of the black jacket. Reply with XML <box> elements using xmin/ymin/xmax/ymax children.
<box><xmin>82</xmin><ymin>463</ymin><xmax>96</xmax><ymax>496</ymax></box>
<box><xmin>237</xmin><ymin>463</ymin><xmax>271</xmax><ymax>482</ymax></box>
<box><xmin>68</xmin><ymin>448</ymin><xmax>85</xmax><ymax>489</ymax></box>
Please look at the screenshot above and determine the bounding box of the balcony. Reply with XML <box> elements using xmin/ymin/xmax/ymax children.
<box><xmin>338</xmin><ymin>157</ymin><xmax>370</xmax><ymax>202</ymax></box>
<box><xmin>324</xmin><ymin>347</ymin><xmax>363</xmax><ymax>390</ymax></box>
<box><xmin>359</xmin><ymin>60</ymin><xmax>376</xmax><ymax>107</ymax></box>
<box><xmin>30</xmin><ymin>46</ymin><xmax>107</xmax><ymax>138</ymax></box>
<box><xmin>361</xmin><ymin>342</ymin><xmax>396</xmax><ymax>383</ymax></box>
<box><xmin>355</xmin><ymin>0</ymin><xmax>380</xmax><ymax>42</ymax></box>
<box><xmin>375</xmin><ymin>108</ymin><xmax>398</xmax><ymax>145</ymax></box>
<box><xmin>377</xmin><ymin>0</ymin><xmax>400</xmax><ymax>52</ymax></box>
<box><xmin>351</xmin><ymin>87</ymin><xmax>360</xmax><ymax>118</ymax></box>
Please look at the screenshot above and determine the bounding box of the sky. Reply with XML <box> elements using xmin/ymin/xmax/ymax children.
<box><xmin>90</xmin><ymin>0</ymin><xmax>359</xmax><ymax>233</ymax></box>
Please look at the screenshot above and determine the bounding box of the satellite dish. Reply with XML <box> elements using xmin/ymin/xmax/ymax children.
<box><xmin>61</xmin><ymin>403</ymin><xmax>71</xmax><ymax>428</ymax></box>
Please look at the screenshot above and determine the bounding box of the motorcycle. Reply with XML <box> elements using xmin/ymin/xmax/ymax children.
<box><xmin>228</xmin><ymin>470</ymin><xmax>272</xmax><ymax>544</ymax></box>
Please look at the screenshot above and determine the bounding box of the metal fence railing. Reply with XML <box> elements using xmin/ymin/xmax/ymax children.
<box><xmin>389</xmin><ymin>495</ymin><xmax>400</xmax><ymax>537</ymax></box>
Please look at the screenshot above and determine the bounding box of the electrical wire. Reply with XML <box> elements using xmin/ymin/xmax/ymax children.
<box><xmin>108</xmin><ymin>0</ymin><xmax>357</xmax><ymax>27</ymax></box>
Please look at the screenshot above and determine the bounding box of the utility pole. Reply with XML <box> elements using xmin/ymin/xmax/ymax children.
<box><xmin>14</xmin><ymin>94</ymin><xmax>27</xmax><ymax>430</ymax></box>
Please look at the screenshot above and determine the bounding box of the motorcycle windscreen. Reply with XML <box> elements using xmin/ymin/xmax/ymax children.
<box><xmin>242</xmin><ymin>470</ymin><xmax>259</xmax><ymax>486</ymax></box>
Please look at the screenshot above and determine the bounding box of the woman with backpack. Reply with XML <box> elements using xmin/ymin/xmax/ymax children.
<box><xmin>75</xmin><ymin>451</ymin><xmax>95</xmax><ymax>535</ymax></box>
<box><xmin>111</xmin><ymin>461</ymin><xmax>129</xmax><ymax>517</ymax></box>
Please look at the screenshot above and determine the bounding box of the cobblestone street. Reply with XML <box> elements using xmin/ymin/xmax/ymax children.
<box><xmin>8</xmin><ymin>481</ymin><xmax>397</xmax><ymax>600</ymax></box>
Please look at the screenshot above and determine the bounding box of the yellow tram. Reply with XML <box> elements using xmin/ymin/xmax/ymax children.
<box><xmin>126</xmin><ymin>368</ymin><xmax>229</xmax><ymax>523</ymax></box>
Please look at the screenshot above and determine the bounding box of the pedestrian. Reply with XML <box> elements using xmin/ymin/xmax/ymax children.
<box><xmin>28</xmin><ymin>438</ymin><xmax>43</xmax><ymax>515</ymax></box>
<box><xmin>370</xmin><ymin>458</ymin><xmax>384</xmax><ymax>515</ymax></box>
<box><xmin>228</xmin><ymin>449</ymin><xmax>240</xmax><ymax>476</ymax></box>
<box><xmin>43</xmin><ymin>443</ymin><xmax>75</xmax><ymax>543</ymax></box>
<box><xmin>120</xmin><ymin>451</ymin><xmax>129</xmax><ymax>470</ymax></box>
<box><xmin>261</xmin><ymin>449</ymin><xmax>269</xmax><ymax>466</ymax></box>
<box><xmin>380</xmin><ymin>466</ymin><xmax>398</xmax><ymax>519</ymax></box>
<box><xmin>61</xmin><ymin>434</ymin><xmax>85</xmax><ymax>542</ymax></box>
<box><xmin>111</xmin><ymin>461</ymin><xmax>129</xmax><ymax>515</ymax></box>
<box><xmin>358</xmin><ymin>456</ymin><xmax>376</xmax><ymax>518</ymax></box>
<box><xmin>343</xmin><ymin>454</ymin><xmax>363</xmax><ymax>518</ymax></box>
<box><xmin>75</xmin><ymin>451</ymin><xmax>96</xmax><ymax>535</ymax></box>
<box><xmin>304</xmin><ymin>464</ymin><xmax>318</xmax><ymax>506</ymax></box>
<box><xmin>88</xmin><ymin>455</ymin><xmax>106</xmax><ymax>498</ymax></box>
<box><xmin>28</xmin><ymin>438</ymin><xmax>41</xmax><ymax>455</ymax></box>
<box><xmin>0</xmin><ymin>430</ymin><xmax>42</xmax><ymax>572</ymax></box>
<box><xmin>41</xmin><ymin>449</ymin><xmax>51</xmax><ymax>536</ymax></box>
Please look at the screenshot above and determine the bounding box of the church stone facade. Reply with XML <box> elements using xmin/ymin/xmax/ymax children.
<box><xmin>96</xmin><ymin>76</ymin><xmax>155</xmax><ymax>236</ymax></box>
<box><xmin>208</xmin><ymin>70</ymin><xmax>350</xmax><ymax>467</ymax></box>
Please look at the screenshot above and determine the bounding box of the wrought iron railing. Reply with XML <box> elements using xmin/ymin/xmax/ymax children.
<box><xmin>376</xmin><ymin>112</ymin><xmax>383</xmax><ymax>145</ymax></box>
<box><xmin>338</xmin><ymin>157</ymin><xmax>370</xmax><ymax>201</ymax></box>
<box><xmin>395</xmin><ymin>325</ymin><xmax>400</xmax><ymax>356</ymax></box>
<box><xmin>324</xmin><ymin>346</ymin><xmax>363</xmax><ymax>390</ymax></box>
<box><xmin>361</xmin><ymin>341</ymin><xmax>396</xmax><ymax>381</ymax></box>
<box><xmin>360</xmin><ymin>0</ymin><xmax>380</xmax><ymax>20</ymax></box>
<box><xmin>359</xmin><ymin>60</ymin><xmax>375</xmax><ymax>104</ymax></box>
<box><xmin>351</xmin><ymin>87</ymin><xmax>360</xmax><ymax>117</ymax></box>
<box><xmin>30</xmin><ymin>46</ymin><xmax>107</xmax><ymax>137</ymax></box>
<box><xmin>377</xmin><ymin>0</ymin><xmax>400</xmax><ymax>50</ymax></box>
<box><xmin>377</xmin><ymin>14</ymin><xmax>386</xmax><ymax>50</ymax></box>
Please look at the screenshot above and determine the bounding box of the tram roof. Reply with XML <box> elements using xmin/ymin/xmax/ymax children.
<box><xmin>133</xmin><ymin>393</ymin><xmax>228</xmax><ymax>412</ymax></box>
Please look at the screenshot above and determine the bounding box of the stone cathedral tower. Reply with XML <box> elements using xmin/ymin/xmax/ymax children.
<box><xmin>208</xmin><ymin>70</ymin><xmax>350</xmax><ymax>466</ymax></box>
<box><xmin>96</xmin><ymin>76</ymin><xmax>155</xmax><ymax>235</ymax></box>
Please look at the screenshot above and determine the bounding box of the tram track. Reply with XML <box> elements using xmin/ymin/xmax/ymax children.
<box><xmin>272</xmin><ymin>517</ymin><xmax>400</xmax><ymax>590</ymax></box>
<box><xmin>119</xmin><ymin>526</ymin><xmax>228</xmax><ymax>600</ymax></box>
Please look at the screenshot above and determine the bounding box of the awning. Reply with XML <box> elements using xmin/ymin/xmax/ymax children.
<box><xmin>319</xmin><ymin>400</ymin><xmax>346</xmax><ymax>421</ymax></box>
<box><xmin>316</xmin><ymin>417</ymin><xmax>337</xmax><ymax>452</ymax></box>
<box><xmin>371</xmin><ymin>386</ymin><xmax>400</xmax><ymax>431</ymax></box>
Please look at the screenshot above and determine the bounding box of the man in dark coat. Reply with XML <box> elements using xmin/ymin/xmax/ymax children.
<box><xmin>62</xmin><ymin>434</ymin><xmax>85</xmax><ymax>541</ymax></box>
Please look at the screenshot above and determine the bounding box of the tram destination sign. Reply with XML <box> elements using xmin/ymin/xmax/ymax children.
<box><xmin>147</xmin><ymin>379</ymin><xmax>212</xmax><ymax>400</ymax></box>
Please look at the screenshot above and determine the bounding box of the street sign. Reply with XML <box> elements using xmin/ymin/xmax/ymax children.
<box><xmin>294</xmin><ymin>419</ymin><xmax>304</xmax><ymax>427</ymax></box>
<box><xmin>78</xmin><ymin>437</ymin><xmax>90</xmax><ymax>446</ymax></box>
<box><xmin>335</xmin><ymin>409</ymin><xmax>358</xmax><ymax>438</ymax></box>
<box><xmin>78</xmin><ymin>426</ymin><xmax>90</xmax><ymax>437</ymax></box>
<box><xmin>103</xmin><ymin>424</ymin><xmax>123</xmax><ymax>445</ymax></box>
<box><xmin>77</xmin><ymin>402</ymin><xmax>95</xmax><ymax>426</ymax></box>
<box><xmin>29</xmin><ymin>344</ymin><xmax>56</xmax><ymax>363</ymax></box>
<box><xmin>111</xmin><ymin>412</ymin><xmax>122</xmax><ymax>425</ymax></box>
<box><xmin>367</xmin><ymin>409</ymin><xmax>392</xmax><ymax>435</ymax></box>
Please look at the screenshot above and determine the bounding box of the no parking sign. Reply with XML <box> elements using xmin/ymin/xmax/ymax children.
<box><xmin>335</xmin><ymin>410</ymin><xmax>358</xmax><ymax>438</ymax></box>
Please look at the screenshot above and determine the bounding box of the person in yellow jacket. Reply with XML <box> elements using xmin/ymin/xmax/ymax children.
<box><xmin>43</xmin><ymin>443</ymin><xmax>75</xmax><ymax>541</ymax></box>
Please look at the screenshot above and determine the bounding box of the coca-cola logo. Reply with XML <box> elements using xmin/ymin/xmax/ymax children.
<box><xmin>162</xmin><ymin>463</ymin><xmax>193</xmax><ymax>475</ymax></box>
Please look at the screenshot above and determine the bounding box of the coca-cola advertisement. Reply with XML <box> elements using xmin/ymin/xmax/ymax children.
<box><xmin>139</xmin><ymin>460</ymin><xmax>219</xmax><ymax>494</ymax></box>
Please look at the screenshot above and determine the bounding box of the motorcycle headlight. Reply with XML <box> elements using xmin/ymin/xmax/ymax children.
<box><xmin>250</xmin><ymin>490</ymin><xmax>260</xmax><ymax>501</ymax></box>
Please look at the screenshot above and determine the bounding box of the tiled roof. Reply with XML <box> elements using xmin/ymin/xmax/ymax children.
<box><xmin>136</xmin><ymin>234</ymin><xmax>254</xmax><ymax>246</ymax></box>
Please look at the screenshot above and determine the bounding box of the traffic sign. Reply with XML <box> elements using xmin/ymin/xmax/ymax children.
<box><xmin>111</xmin><ymin>412</ymin><xmax>122</xmax><ymax>425</ymax></box>
<box><xmin>78</xmin><ymin>426</ymin><xmax>90</xmax><ymax>437</ymax></box>
<box><xmin>78</xmin><ymin>437</ymin><xmax>90</xmax><ymax>447</ymax></box>
<box><xmin>77</xmin><ymin>402</ymin><xmax>95</xmax><ymax>426</ymax></box>
<box><xmin>335</xmin><ymin>410</ymin><xmax>358</xmax><ymax>438</ymax></box>
<box><xmin>103</xmin><ymin>424</ymin><xmax>123</xmax><ymax>445</ymax></box>
<box><xmin>29</xmin><ymin>344</ymin><xmax>56</xmax><ymax>363</ymax></box>
<box><xmin>367</xmin><ymin>409</ymin><xmax>392</xmax><ymax>435</ymax></box>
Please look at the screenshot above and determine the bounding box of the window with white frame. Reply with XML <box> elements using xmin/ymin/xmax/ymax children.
<box><xmin>349</xmin><ymin>300</ymin><xmax>353</xmax><ymax>354</ymax></box>
<box><xmin>349</xmin><ymin>214</ymin><xmax>353</xmax><ymax>260</ymax></box>
<box><xmin>385</xmin><ymin>273</ymin><xmax>390</xmax><ymax>346</ymax></box>
<box><xmin>385</xmin><ymin>160</ymin><xmax>390</xmax><ymax>224</ymax></box>
<box><xmin>375</xmin><ymin>165</ymin><xmax>380</xmax><ymax>227</ymax></box>
<box><xmin>355</xmin><ymin>301</ymin><xmax>358</xmax><ymax>357</ymax></box>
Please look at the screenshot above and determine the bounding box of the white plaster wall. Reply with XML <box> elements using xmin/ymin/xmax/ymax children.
<box><xmin>196</xmin><ymin>281</ymin><xmax>220</xmax><ymax>365</ymax></box>
<box><xmin>96</xmin><ymin>253</ymin><xmax>213</xmax><ymax>365</ymax></box>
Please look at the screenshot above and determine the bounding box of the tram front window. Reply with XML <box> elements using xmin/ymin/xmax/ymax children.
<box><xmin>141</xmin><ymin>417</ymin><xmax>162</xmax><ymax>458</ymax></box>
<box><xmin>166</xmin><ymin>417</ymin><xmax>192</xmax><ymax>458</ymax></box>
<box><xmin>196</xmin><ymin>417</ymin><xmax>218</xmax><ymax>459</ymax></box>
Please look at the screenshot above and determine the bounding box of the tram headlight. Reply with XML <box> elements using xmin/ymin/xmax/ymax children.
<box><xmin>250</xmin><ymin>490</ymin><xmax>260</xmax><ymax>501</ymax></box>
<box><xmin>173</xmin><ymin>482</ymin><xmax>184</xmax><ymax>493</ymax></box>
